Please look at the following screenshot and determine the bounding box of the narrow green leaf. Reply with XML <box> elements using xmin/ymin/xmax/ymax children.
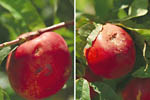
<box><xmin>128</xmin><ymin>0</ymin><xmax>148</xmax><ymax>18</ymax></box>
<box><xmin>0</xmin><ymin>47</ymin><xmax>11</xmax><ymax>65</ymax></box>
<box><xmin>0</xmin><ymin>0</ymin><xmax>45</xmax><ymax>31</ymax></box>
<box><xmin>76</xmin><ymin>78</ymin><xmax>90</xmax><ymax>100</ymax></box>
<box><xmin>0</xmin><ymin>89</ymin><xmax>4</xmax><ymax>100</ymax></box>
<box><xmin>0</xmin><ymin>87</ymin><xmax>10</xmax><ymax>100</ymax></box>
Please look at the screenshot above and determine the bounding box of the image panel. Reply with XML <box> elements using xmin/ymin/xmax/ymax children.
<box><xmin>0</xmin><ymin>0</ymin><xmax>74</xmax><ymax>100</ymax></box>
<box><xmin>76</xmin><ymin>0</ymin><xmax>150</xmax><ymax>100</ymax></box>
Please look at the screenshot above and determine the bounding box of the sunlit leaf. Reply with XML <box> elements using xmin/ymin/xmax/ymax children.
<box><xmin>76</xmin><ymin>78</ymin><xmax>90</xmax><ymax>100</ymax></box>
<box><xmin>85</xmin><ymin>24</ymin><xmax>102</xmax><ymax>48</ymax></box>
<box><xmin>128</xmin><ymin>0</ymin><xmax>148</xmax><ymax>18</ymax></box>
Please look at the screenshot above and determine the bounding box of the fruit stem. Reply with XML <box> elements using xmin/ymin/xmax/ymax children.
<box><xmin>0</xmin><ymin>20</ymin><xmax>74</xmax><ymax>49</ymax></box>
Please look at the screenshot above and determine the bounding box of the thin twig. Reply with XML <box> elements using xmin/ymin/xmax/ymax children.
<box><xmin>0</xmin><ymin>21</ymin><xmax>74</xmax><ymax>49</ymax></box>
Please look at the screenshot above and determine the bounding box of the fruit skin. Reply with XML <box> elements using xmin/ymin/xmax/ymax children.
<box><xmin>84</xmin><ymin>67</ymin><xmax>102</xmax><ymax>82</ymax></box>
<box><xmin>6</xmin><ymin>32</ymin><xmax>72</xmax><ymax>100</ymax></box>
<box><xmin>85</xmin><ymin>23</ymin><xmax>136</xmax><ymax>79</ymax></box>
<box><xmin>122</xmin><ymin>78</ymin><xmax>150</xmax><ymax>100</ymax></box>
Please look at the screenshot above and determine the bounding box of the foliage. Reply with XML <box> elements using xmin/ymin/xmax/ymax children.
<box><xmin>76</xmin><ymin>0</ymin><xmax>150</xmax><ymax>100</ymax></box>
<box><xmin>0</xmin><ymin>0</ymin><xmax>74</xmax><ymax>100</ymax></box>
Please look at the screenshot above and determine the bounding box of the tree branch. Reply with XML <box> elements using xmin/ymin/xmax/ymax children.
<box><xmin>0</xmin><ymin>21</ymin><xmax>74</xmax><ymax>49</ymax></box>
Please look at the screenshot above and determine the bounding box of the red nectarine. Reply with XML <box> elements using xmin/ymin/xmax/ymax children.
<box><xmin>6</xmin><ymin>32</ymin><xmax>72</xmax><ymax>100</ymax></box>
<box><xmin>122</xmin><ymin>78</ymin><xmax>150</xmax><ymax>100</ymax></box>
<box><xmin>85</xmin><ymin>23</ymin><xmax>136</xmax><ymax>79</ymax></box>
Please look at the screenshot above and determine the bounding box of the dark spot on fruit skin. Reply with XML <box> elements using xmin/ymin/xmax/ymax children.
<box><xmin>45</xmin><ymin>64</ymin><xmax>52</xmax><ymax>76</ymax></box>
<box><xmin>34</xmin><ymin>64</ymin><xmax>52</xmax><ymax>76</ymax></box>
<box><xmin>109</xmin><ymin>33</ymin><xmax>117</xmax><ymax>40</ymax></box>
<box><xmin>35</xmin><ymin>67</ymin><xmax>43</xmax><ymax>74</ymax></box>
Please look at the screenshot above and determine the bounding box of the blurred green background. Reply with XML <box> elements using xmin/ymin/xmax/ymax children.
<box><xmin>0</xmin><ymin>0</ymin><xmax>74</xmax><ymax>100</ymax></box>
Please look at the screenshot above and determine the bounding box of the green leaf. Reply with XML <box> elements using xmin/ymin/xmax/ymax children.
<box><xmin>128</xmin><ymin>0</ymin><xmax>148</xmax><ymax>18</ymax></box>
<box><xmin>0</xmin><ymin>0</ymin><xmax>45</xmax><ymax>31</ymax></box>
<box><xmin>76</xmin><ymin>62</ymin><xmax>86</xmax><ymax>77</ymax></box>
<box><xmin>76</xmin><ymin>35</ymin><xmax>87</xmax><ymax>76</ymax></box>
<box><xmin>0</xmin><ymin>47</ymin><xmax>11</xmax><ymax>66</ymax></box>
<box><xmin>0</xmin><ymin>89</ymin><xmax>4</xmax><ymax>100</ymax></box>
<box><xmin>0</xmin><ymin>88</ymin><xmax>10</xmax><ymax>100</ymax></box>
<box><xmin>85</xmin><ymin>24</ymin><xmax>102</xmax><ymax>48</ymax></box>
<box><xmin>78</xmin><ymin>23</ymin><xmax>95</xmax><ymax>37</ymax></box>
<box><xmin>91</xmin><ymin>82</ymin><xmax>121</xmax><ymax>100</ymax></box>
<box><xmin>118</xmin><ymin>9</ymin><xmax>128</xmax><ymax>19</ymax></box>
<box><xmin>76</xmin><ymin>22</ymin><xmax>95</xmax><ymax>77</ymax></box>
<box><xmin>132</xmin><ymin>66</ymin><xmax>150</xmax><ymax>78</ymax></box>
<box><xmin>76</xmin><ymin>78</ymin><xmax>90</xmax><ymax>100</ymax></box>
<box><xmin>76</xmin><ymin>14</ymin><xmax>92</xmax><ymax>28</ymax></box>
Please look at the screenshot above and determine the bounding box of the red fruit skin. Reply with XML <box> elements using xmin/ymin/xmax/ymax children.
<box><xmin>122</xmin><ymin>78</ymin><xmax>150</xmax><ymax>100</ymax></box>
<box><xmin>84</xmin><ymin>67</ymin><xmax>102</xmax><ymax>82</ymax></box>
<box><xmin>6</xmin><ymin>32</ymin><xmax>72</xmax><ymax>100</ymax></box>
<box><xmin>85</xmin><ymin>23</ymin><xmax>136</xmax><ymax>79</ymax></box>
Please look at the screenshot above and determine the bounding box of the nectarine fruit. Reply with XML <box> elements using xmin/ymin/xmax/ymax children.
<box><xmin>6</xmin><ymin>32</ymin><xmax>71</xmax><ymax>100</ymax></box>
<box><xmin>85</xmin><ymin>23</ymin><xmax>136</xmax><ymax>79</ymax></box>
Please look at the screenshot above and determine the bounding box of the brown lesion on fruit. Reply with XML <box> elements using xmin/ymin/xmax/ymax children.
<box><xmin>109</xmin><ymin>33</ymin><xmax>117</xmax><ymax>40</ymax></box>
<box><xmin>136</xmin><ymin>90</ymin><xmax>142</xmax><ymax>100</ymax></box>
